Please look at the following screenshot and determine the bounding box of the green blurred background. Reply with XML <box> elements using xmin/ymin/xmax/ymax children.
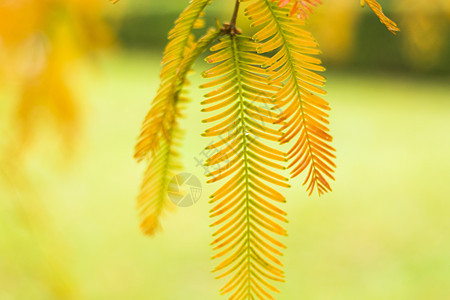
<box><xmin>0</xmin><ymin>1</ymin><xmax>449</xmax><ymax>299</ymax></box>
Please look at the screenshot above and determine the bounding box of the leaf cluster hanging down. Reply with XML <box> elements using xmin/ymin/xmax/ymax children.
<box><xmin>131</xmin><ymin>0</ymin><xmax>400</xmax><ymax>298</ymax></box>
<box><xmin>245</xmin><ymin>0</ymin><xmax>336</xmax><ymax>195</ymax></box>
<box><xmin>201</xmin><ymin>34</ymin><xmax>289</xmax><ymax>300</ymax></box>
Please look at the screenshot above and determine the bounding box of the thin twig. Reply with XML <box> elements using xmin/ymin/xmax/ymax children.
<box><xmin>229</xmin><ymin>0</ymin><xmax>240</xmax><ymax>35</ymax></box>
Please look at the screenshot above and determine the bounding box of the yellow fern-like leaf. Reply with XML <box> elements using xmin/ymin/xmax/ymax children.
<box><xmin>245</xmin><ymin>0</ymin><xmax>336</xmax><ymax>196</ymax></box>
<box><xmin>137</xmin><ymin>115</ymin><xmax>182</xmax><ymax>235</ymax></box>
<box><xmin>137</xmin><ymin>29</ymin><xmax>221</xmax><ymax>235</ymax></box>
<box><xmin>361</xmin><ymin>0</ymin><xmax>400</xmax><ymax>34</ymax></box>
<box><xmin>201</xmin><ymin>34</ymin><xmax>289</xmax><ymax>300</ymax></box>
<box><xmin>274</xmin><ymin>0</ymin><xmax>322</xmax><ymax>19</ymax></box>
<box><xmin>134</xmin><ymin>0</ymin><xmax>214</xmax><ymax>162</ymax></box>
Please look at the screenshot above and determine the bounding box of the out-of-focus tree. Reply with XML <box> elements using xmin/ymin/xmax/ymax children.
<box><xmin>306</xmin><ymin>0</ymin><xmax>360</xmax><ymax>64</ymax></box>
<box><xmin>0</xmin><ymin>0</ymin><xmax>113</xmax><ymax>158</ymax></box>
<box><xmin>301</xmin><ymin>0</ymin><xmax>398</xmax><ymax>64</ymax></box>
<box><xmin>396</xmin><ymin>0</ymin><xmax>450</xmax><ymax>71</ymax></box>
<box><xmin>299</xmin><ymin>0</ymin><xmax>449</xmax><ymax>71</ymax></box>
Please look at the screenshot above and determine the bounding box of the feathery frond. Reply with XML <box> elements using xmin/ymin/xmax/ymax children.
<box><xmin>202</xmin><ymin>34</ymin><xmax>289</xmax><ymax>300</ymax></box>
<box><xmin>134</xmin><ymin>0</ymin><xmax>214</xmax><ymax>162</ymax></box>
<box><xmin>274</xmin><ymin>0</ymin><xmax>322</xmax><ymax>19</ymax></box>
<box><xmin>137</xmin><ymin>115</ymin><xmax>182</xmax><ymax>235</ymax></box>
<box><xmin>245</xmin><ymin>0</ymin><xmax>336</xmax><ymax>196</ymax></box>
<box><xmin>137</xmin><ymin>29</ymin><xmax>222</xmax><ymax>235</ymax></box>
<box><xmin>361</xmin><ymin>0</ymin><xmax>400</xmax><ymax>34</ymax></box>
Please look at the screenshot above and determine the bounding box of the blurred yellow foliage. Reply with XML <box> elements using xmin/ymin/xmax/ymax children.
<box><xmin>306</xmin><ymin>0</ymin><xmax>360</xmax><ymax>63</ymax></box>
<box><xmin>0</xmin><ymin>1</ymin><xmax>114</xmax><ymax>299</ymax></box>
<box><xmin>303</xmin><ymin>0</ymin><xmax>449</xmax><ymax>69</ymax></box>
<box><xmin>0</xmin><ymin>0</ymin><xmax>113</xmax><ymax>157</ymax></box>
<box><xmin>396</xmin><ymin>0</ymin><xmax>450</xmax><ymax>70</ymax></box>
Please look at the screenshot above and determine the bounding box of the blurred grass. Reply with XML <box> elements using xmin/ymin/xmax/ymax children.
<box><xmin>0</xmin><ymin>52</ymin><xmax>449</xmax><ymax>299</ymax></box>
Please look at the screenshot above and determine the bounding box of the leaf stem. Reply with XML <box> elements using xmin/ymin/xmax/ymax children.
<box><xmin>229</xmin><ymin>0</ymin><xmax>240</xmax><ymax>35</ymax></box>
